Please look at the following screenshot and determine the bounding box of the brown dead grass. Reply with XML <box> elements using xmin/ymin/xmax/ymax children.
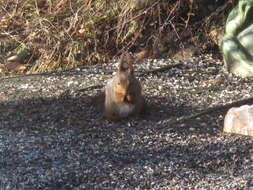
<box><xmin>0</xmin><ymin>0</ymin><xmax>237</xmax><ymax>74</ymax></box>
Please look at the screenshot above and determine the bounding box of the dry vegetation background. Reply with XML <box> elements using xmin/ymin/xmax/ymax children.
<box><xmin>0</xmin><ymin>0</ymin><xmax>237</xmax><ymax>74</ymax></box>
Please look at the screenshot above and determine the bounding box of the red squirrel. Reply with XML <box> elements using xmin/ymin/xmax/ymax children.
<box><xmin>104</xmin><ymin>53</ymin><xmax>145</xmax><ymax>120</ymax></box>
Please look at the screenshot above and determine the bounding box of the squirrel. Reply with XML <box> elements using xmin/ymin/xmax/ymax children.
<box><xmin>104</xmin><ymin>53</ymin><xmax>145</xmax><ymax>120</ymax></box>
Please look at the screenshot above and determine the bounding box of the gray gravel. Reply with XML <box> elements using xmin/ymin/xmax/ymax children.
<box><xmin>1</xmin><ymin>55</ymin><xmax>253</xmax><ymax>190</ymax></box>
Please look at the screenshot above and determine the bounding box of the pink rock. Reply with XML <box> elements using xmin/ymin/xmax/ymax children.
<box><xmin>224</xmin><ymin>105</ymin><xmax>253</xmax><ymax>136</ymax></box>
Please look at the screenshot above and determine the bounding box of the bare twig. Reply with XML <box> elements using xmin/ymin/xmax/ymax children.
<box><xmin>109</xmin><ymin>0</ymin><xmax>162</xmax><ymax>33</ymax></box>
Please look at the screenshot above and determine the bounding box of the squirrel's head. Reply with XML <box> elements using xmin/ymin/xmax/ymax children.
<box><xmin>114</xmin><ymin>53</ymin><xmax>134</xmax><ymax>100</ymax></box>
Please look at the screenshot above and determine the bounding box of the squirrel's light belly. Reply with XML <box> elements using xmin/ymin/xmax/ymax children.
<box><xmin>118</xmin><ymin>103</ymin><xmax>135</xmax><ymax>117</ymax></box>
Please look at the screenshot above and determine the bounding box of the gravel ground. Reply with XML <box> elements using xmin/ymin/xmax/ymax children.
<box><xmin>1</xmin><ymin>55</ymin><xmax>253</xmax><ymax>190</ymax></box>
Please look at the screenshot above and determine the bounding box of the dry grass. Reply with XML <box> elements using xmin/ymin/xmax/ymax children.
<box><xmin>0</xmin><ymin>0</ymin><xmax>236</xmax><ymax>74</ymax></box>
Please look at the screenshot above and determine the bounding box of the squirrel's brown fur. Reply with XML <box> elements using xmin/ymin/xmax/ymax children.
<box><xmin>104</xmin><ymin>53</ymin><xmax>144</xmax><ymax>120</ymax></box>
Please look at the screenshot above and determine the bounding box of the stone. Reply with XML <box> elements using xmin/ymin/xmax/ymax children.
<box><xmin>224</xmin><ymin>105</ymin><xmax>253</xmax><ymax>136</ymax></box>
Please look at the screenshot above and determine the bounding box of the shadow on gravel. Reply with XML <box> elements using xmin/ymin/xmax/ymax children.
<box><xmin>1</xmin><ymin>93</ymin><xmax>253</xmax><ymax>189</ymax></box>
<box><xmin>0</xmin><ymin>93</ymin><xmax>104</xmax><ymax>134</ymax></box>
<box><xmin>0</xmin><ymin>92</ymin><xmax>224</xmax><ymax>136</ymax></box>
<box><xmin>98</xmin><ymin>137</ymin><xmax>253</xmax><ymax>175</ymax></box>
<box><xmin>143</xmin><ymin>96</ymin><xmax>194</xmax><ymax>121</ymax></box>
